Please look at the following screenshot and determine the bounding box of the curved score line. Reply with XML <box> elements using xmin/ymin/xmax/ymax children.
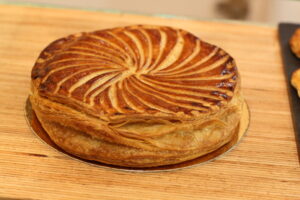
<box><xmin>158</xmin><ymin>47</ymin><xmax>219</xmax><ymax>75</ymax></box>
<box><xmin>159</xmin><ymin>55</ymin><xmax>230</xmax><ymax>78</ymax></box>
<box><xmin>68</xmin><ymin>70</ymin><xmax>121</xmax><ymax>97</ymax></box>
<box><xmin>41</xmin><ymin>62</ymin><xmax>121</xmax><ymax>83</ymax></box>
<box><xmin>131</xmin><ymin>77</ymin><xmax>210</xmax><ymax>111</ymax></box>
<box><xmin>140</xmin><ymin>75</ymin><xmax>233</xmax><ymax>95</ymax></box>
<box><xmin>138</xmin><ymin>76</ymin><xmax>225</xmax><ymax>101</ymax></box>
<box><xmin>124</xmin><ymin>78</ymin><xmax>175</xmax><ymax>114</ymax></box>
<box><xmin>53</xmin><ymin>67</ymin><xmax>119</xmax><ymax>94</ymax></box>
<box><xmin>149</xmin><ymin>30</ymin><xmax>184</xmax><ymax>73</ymax></box>
<box><xmin>146</xmin><ymin>29</ymin><xmax>167</xmax><ymax>72</ymax></box>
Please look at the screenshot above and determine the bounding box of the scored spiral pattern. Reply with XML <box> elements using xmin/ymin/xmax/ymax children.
<box><xmin>32</xmin><ymin>25</ymin><xmax>238</xmax><ymax>116</ymax></box>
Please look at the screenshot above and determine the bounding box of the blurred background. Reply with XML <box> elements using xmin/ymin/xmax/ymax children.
<box><xmin>5</xmin><ymin>0</ymin><xmax>300</xmax><ymax>24</ymax></box>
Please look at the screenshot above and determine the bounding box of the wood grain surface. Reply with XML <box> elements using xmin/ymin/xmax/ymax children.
<box><xmin>0</xmin><ymin>4</ymin><xmax>299</xmax><ymax>200</ymax></box>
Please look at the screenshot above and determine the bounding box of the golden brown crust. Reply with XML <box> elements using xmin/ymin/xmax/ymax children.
<box><xmin>291</xmin><ymin>68</ymin><xmax>300</xmax><ymax>97</ymax></box>
<box><xmin>290</xmin><ymin>28</ymin><xmax>300</xmax><ymax>58</ymax></box>
<box><xmin>30</xmin><ymin>25</ymin><xmax>243</xmax><ymax>167</ymax></box>
<box><xmin>31</xmin><ymin>25</ymin><xmax>238</xmax><ymax>122</ymax></box>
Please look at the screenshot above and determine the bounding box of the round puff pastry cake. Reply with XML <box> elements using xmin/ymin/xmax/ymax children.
<box><xmin>30</xmin><ymin>25</ymin><xmax>243</xmax><ymax>168</ymax></box>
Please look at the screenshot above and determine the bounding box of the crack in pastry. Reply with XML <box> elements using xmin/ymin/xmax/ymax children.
<box><xmin>30</xmin><ymin>25</ymin><xmax>243</xmax><ymax>167</ymax></box>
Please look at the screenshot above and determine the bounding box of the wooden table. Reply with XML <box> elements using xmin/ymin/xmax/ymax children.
<box><xmin>0</xmin><ymin>4</ymin><xmax>299</xmax><ymax>200</ymax></box>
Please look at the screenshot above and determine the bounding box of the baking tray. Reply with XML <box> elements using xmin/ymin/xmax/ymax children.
<box><xmin>279</xmin><ymin>23</ymin><xmax>300</xmax><ymax>159</ymax></box>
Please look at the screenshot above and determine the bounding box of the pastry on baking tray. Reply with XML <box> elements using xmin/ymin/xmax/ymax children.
<box><xmin>30</xmin><ymin>25</ymin><xmax>243</xmax><ymax>167</ymax></box>
<box><xmin>291</xmin><ymin>68</ymin><xmax>300</xmax><ymax>97</ymax></box>
<box><xmin>290</xmin><ymin>28</ymin><xmax>300</xmax><ymax>58</ymax></box>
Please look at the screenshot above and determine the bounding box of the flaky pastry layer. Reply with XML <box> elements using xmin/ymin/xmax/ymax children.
<box><xmin>30</xmin><ymin>88</ymin><xmax>242</xmax><ymax>167</ymax></box>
